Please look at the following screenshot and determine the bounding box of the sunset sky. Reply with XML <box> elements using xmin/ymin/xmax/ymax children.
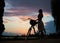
<box><xmin>2</xmin><ymin>0</ymin><xmax>56</xmax><ymax>36</ymax></box>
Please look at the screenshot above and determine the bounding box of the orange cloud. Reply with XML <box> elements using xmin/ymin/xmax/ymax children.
<box><xmin>43</xmin><ymin>12</ymin><xmax>51</xmax><ymax>16</ymax></box>
<box><xmin>19</xmin><ymin>16</ymin><xmax>37</xmax><ymax>21</ymax></box>
<box><xmin>3</xmin><ymin>19</ymin><xmax>9</xmax><ymax>23</ymax></box>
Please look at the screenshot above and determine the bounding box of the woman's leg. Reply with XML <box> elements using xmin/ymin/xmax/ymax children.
<box><xmin>33</xmin><ymin>26</ymin><xmax>36</xmax><ymax>34</ymax></box>
<box><xmin>43</xmin><ymin>28</ymin><xmax>46</xmax><ymax>35</ymax></box>
<box><xmin>27</xmin><ymin>26</ymin><xmax>32</xmax><ymax>36</ymax></box>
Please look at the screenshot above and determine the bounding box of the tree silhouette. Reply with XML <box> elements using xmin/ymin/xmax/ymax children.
<box><xmin>51</xmin><ymin>0</ymin><xmax>60</xmax><ymax>34</ymax></box>
<box><xmin>0</xmin><ymin>0</ymin><xmax>5</xmax><ymax>36</ymax></box>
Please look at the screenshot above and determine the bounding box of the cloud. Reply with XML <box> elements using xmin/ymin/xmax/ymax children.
<box><xmin>45</xmin><ymin>21</ymin><xmax>56</xmax><ymax>34</ymax></box>
<box><xmin>3</xmin><ymin>17</ymin><xmax>14</xmax><ymax>23</ymax></box>
<box><xmin>5</xmin><ymin>0</ymin><xmax>51</xmax><ymax>13</ymax></box>
<box><xmin>19</xmin><ymin>16</ymin><xmax>37</xmax><ymax>21</ymax></box>
<box><xmin>3</xmin><ymin>19</ymin><xmax>9</xmax><ymax>23</ymax></box>
<box><xmin>4</xmin><ymin>8</ymin><xmax>34</xmax><ymax>16</ymax></box>
<box><xmin>4</xmin><ymin>0</ymin><xmax>51</xmax><ymax>17</ymax></box>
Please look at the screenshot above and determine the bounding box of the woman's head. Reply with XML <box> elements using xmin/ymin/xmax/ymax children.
<box><xmin>38</xmin><ymin>9</ymin><xmax>43</xmax><ymax>13</ymax></box>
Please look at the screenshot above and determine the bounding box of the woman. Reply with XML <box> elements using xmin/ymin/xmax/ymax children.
<box><xmin>38</xmin><ymin>9</ymin><xmax>46</xmax><ymax>36</ymax></box>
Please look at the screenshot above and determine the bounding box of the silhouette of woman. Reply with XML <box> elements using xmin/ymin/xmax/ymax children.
<box><xmin>37</xmin><ymin>9</ymin><xmax>46</xmax><ymax>36</ymax></box>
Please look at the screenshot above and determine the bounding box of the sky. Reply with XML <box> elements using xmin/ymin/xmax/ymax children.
<box><xmin>2</xmin><ymin>0</ymin><xmax>56</xmax><ymax>36</ymax></box>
